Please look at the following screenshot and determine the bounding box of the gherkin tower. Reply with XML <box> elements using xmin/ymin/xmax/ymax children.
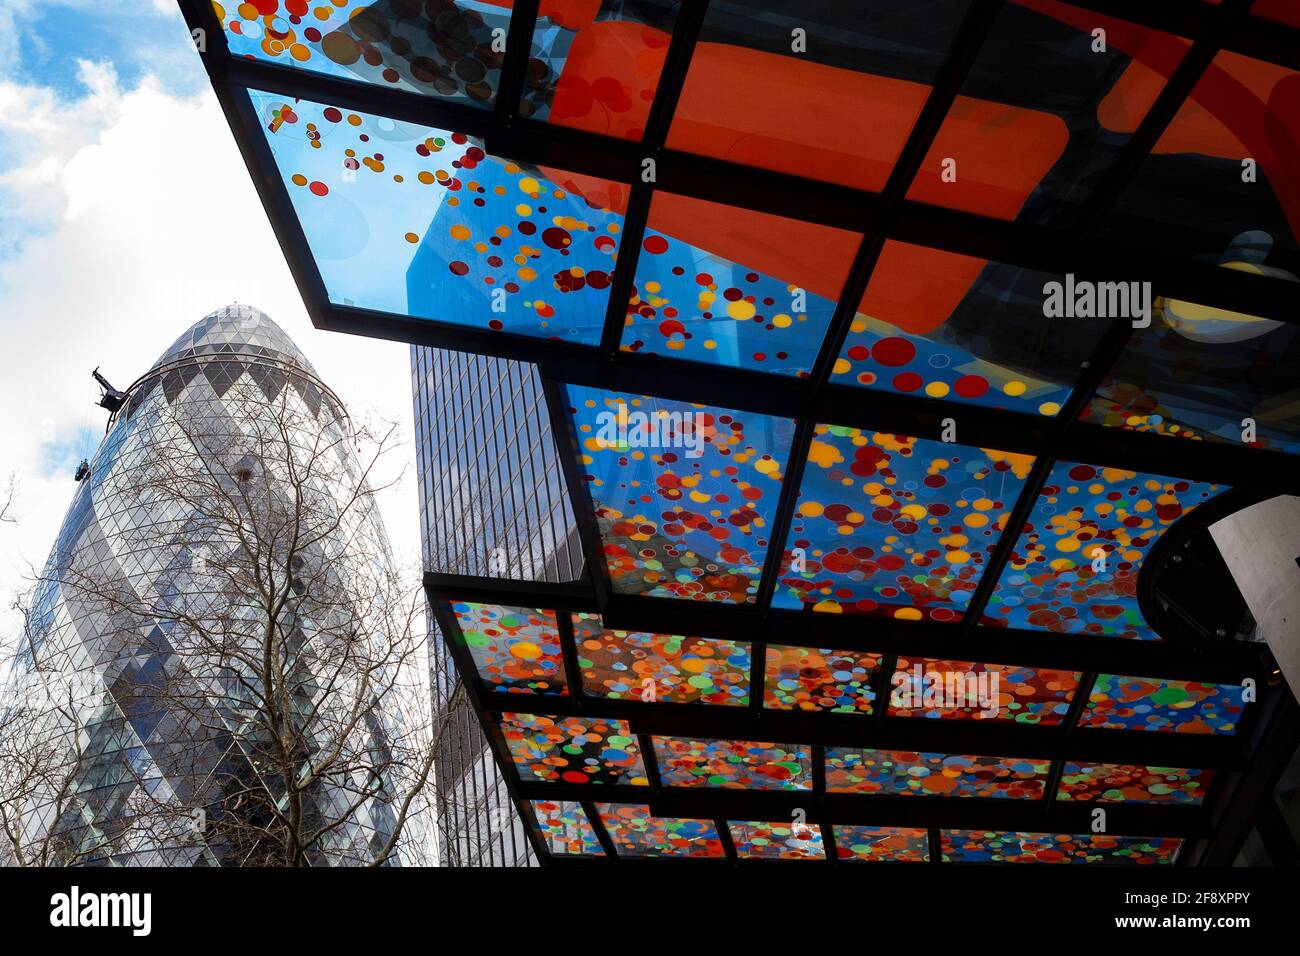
<box><xmin>5</xmin><ymin>305</ymin><xmax>431</xmax><ymax>866</ymax></box>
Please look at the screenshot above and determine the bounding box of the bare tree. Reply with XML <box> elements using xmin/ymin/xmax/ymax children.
<box><xmin>24</xmin><ymin>381</ymin><xmax>436</xmax><ymax>867</ymax></box>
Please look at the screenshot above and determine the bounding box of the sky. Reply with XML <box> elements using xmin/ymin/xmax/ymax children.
<box><xmin>0</xmin><ymin>1</ymin><xmax>422</xmax><ymax>639</ymax></box>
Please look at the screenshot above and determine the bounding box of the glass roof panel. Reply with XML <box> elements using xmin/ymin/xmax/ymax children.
<box><xmin>941</xmin><ymin>830</ymin><xmax>1182</xmax><ymax>864</ymax></box>
<box><xmin>530</xmin><ymin>799</ymin><xmax>605</xmax><ymax>856</ymax></box>
<box><xmin>728</xmin><ymin>821</ymin><xmax>826</xmax><ymax>861</ymax></box>
<box><xmin>888</xmin><ymin>656</ymin><xmax>1080</xmax><ymax>724</ymax></box>
<box><xmin>653</xmin><ymin>737</ymin><xmax>814</xmax><ymax>791</ymax></box>
<box><xmin>1057</xmin><ymin>762</ymin><xmax>1214</xmax><ymax>804</ymax></box>
<box><xmin>221</xmin><ymin>1</ymin><xmax>529</xmax><ymax>107</ymax></box>
<box><xmin>571</xmin><ymin>611</ymin><xmax>751</xmax><ymax>706</ymax></box>
<box><xmin>1080</xmin><ymin>674</ymin><xmax>1246</xmax><ymax>734</ymax></box>
<box><xmin>773</xmin><ymin>425</ymin><xmax>1035</xmax><ymax>621</ymax></box>
<box><xmin>906</xmin><ymin>2</ymin><xmax>1188</xmax><ymax>223</ymax></box>
<box><xmin>595</xmin><ymin>803</ymin><xmax>725</xmax><ymax>858</ymax></box>
<box><xmin>518</xmin><ymin>0</ymin><xmax>679</xmax><ymax>141</ymax></box>
<box><xmin>1103</xmin><ymin>50</ymin><xmax>1300</xmax><ymax>276</ymax></box>
<box><xmin>762</xmin><ymin>645</ymin><xmax>882</xmax><ymax>715</ymax></box>
<box><xmin>622</xmin><ymin>193</ymin><xmax>860</xmax><ymax>375</ymax></box>
<box><xmin>498</xmin><ymin>712</ymin><xmax>649</xmax><ymax>785</ymax></box>
<box><xmin>452</xmin><ymin>601</ymin><xmax>568</xmax><ymax>695</ymax></box>
<box><xmin>249</xmin><ymin>88</ymin><xmax>624</xmax><ymax>340</ymax></box>
<box><xmin>1086</xmin><ymin>293</ymin><xmax>1300</xmax><ymax>455</ymax></box>
<box><xmin>664</xmin><ymin>0</ymin><xmax>971</xmax><ymax>192</ymax></box>
<box><xmin>832</xmin><ymin>825</ymin><xmax>931</xmax><ymax>863</ymax></box>
<box><xmin>831</xmin><ymin>241</ymin><xmax>1108</xmax><ymax>417</ymax></box>
<box><xmin>986</xmin><ymin>462</ymin><xmax>1223</xmax><ymax>639</ymax></box>
<box><xmin>825</xmin><ymin>748</ymin><xmax>1052</xmax><ymax>799</ymax></box>
<box><xmin>567</xmin><ymin>385</ymin><xmax>796</xmax><ymax>603</ymax></box>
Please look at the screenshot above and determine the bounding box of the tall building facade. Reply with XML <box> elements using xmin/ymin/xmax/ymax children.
<box><xmin>3</xmin><ymin>305</ymin><xmax>431</xmax><ymax>866</ymax></box>
<box><xmin>411</xmin><ymin>347</ymin><xmax>581</xmax><ymax>866</ymax></box>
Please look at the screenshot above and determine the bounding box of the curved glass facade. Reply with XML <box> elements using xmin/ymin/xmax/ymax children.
<box><xmin>3</xmin><ymin>305</ymin><xmax>431</xmax><ymax>866</ymax></box>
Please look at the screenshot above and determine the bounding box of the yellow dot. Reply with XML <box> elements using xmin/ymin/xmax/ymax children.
<box><xmin>703</xmin><ymin>340</ymin><xmax>717</xmax><ymax>350</ymax></box>
<box><xmin>894</xmin><ymin>607</ymin><xmax>923</xmax><ymax>621</ymax></box>
<box><xmin>833</xmin><ymin>358</ymin><xmax>851</xmax><ymax>375</ymax></box>
<box><xmin>925</xmin><ymin>381</ymin><xmax>950</xmax><ymax>398</ymax></box>
<box><xmin>509</xmin><ymin>642</ymin><xmax>542</xmax><ymax>661</ymax></box>
<box><xmin>1039</xmin><ymin>401</ymin><xmax>1061</xmax><ymax>416</ymax></box>
<box><xmin>516</xmin><ymin>203</ymin><xmax>532</xmax><ymax>216</ymax></box>
<box><xmin>449</xmin><ymin>224</ymin><xmax>471</xmax><ymax>241</ymax></box>
<box><xmin>290</xmin><ymin>173</ymin><xmax>307</xmax><ymax>186</ymax></box>
<box><xmin>404</xmin><ymin>232</ymin><xmax>419</xmax><ymax>243</ymax></box>
<box><xmin>418</xmin><ymin>171</ymin><xmax>435</xmax><ymax>184</ymax></box>
<box><xmin>964</xmin><ymin>513</ymin><xmax>988</xmax><ymax>528</ymax></box>
<box><xmin>727</xmin><ymin>299</ymin><xmax>757</xmax><ymax>321</ymax></box>
<box><xmin>800</xmin><ymin>501</ymin><xmax>824</xmax><ymax>517</ymax></box>
<box><xmin>1004</xmin><ymin>381</ymin><xmax>1027</xmax><ymax>397</ymax></box>
<box><xmin>519</xmin><ymin>177</ymin><xmax>541</xmax><ymax>196</ymax></box>
<box><xmin>772</xmin><ymin>313</ymin><xmax>793</xmax><ymax>328</ymax></box>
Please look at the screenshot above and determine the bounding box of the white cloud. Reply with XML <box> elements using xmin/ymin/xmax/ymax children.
<box><xmin>0</xmin><ymin>58</ymin><xmax>422</xmax><ymax>641</ymax></box>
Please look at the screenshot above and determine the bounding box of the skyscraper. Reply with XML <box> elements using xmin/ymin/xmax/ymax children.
<box><xmin>411</xmin><ymin>347</ymin><xmax>581</xmax><ymax>866</ymax></box>
<box><xmin>3</xmin><ymin>305</ymin><xmax>431</xmax><ymax>866</ymax></box>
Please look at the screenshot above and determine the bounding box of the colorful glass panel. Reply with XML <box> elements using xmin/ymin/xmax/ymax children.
<box><xmin>530</xmin><ymin>799</ymin><xmax>604</xmax><ymax>856</ymax></box>
<box><xmin>774</xmin><ymin>425</ymin><xmax>1034</xmax><ymax>620</ymax></box>
<box><xmin>1057</xmin><ymin>763</ymin><xmax>1214</xmax><ymax>804</ymax></box>
<box><xmin>832</xmin><ymin>242</ymin><xmax>1106</xmax><ymax>416</ymax></box>
<box><xmin>653</xmin><ymin>737</ymin><xmax>814</xmax><ymax>791</ymax></box>
<box><xmin>762</xmin><ymin>645</ymin><xmax>882</xmax><ymax>715</ymax></box>
<box><xmin>568</xmin><ymin>385</ymin><xmax>795</xmax><ymax>603</ymax></box>
<box><xmin>832</xmin><ymin>825</ymin><xmax>931</xmax><ymax>863</ymax></box>
<box><xmin>825</xmin><ymin>748</ymin><xmax>1052</xmax><ymax>799</ymax></box>
<box><xmin>595</xmin><ymin>803</ymin><xmax>725</xmax><ymax>858</ymax></box>
<box><xmin>1080</xmin><ymin>674</ymin><xmax>1246</xmax><ymax>734</ymax></box>
<box><xmin>572</xmin><ymin>612</ymin><xmax>750</xmax><ymax>706</ymax></box>
<box><xmin>987</xmin><ymin>462</ymin><xmax>1221</xmax><ymax>639</ymax></box>
<box><xmin>622</xmin><ymin>193</ymin><xmax>859</xmax><ymax>375</ymax></box>
<box><xmin>888</xmin><ymin>656</ymin><xmax>1079</xmax><ymax>724</ymax></box>
<box><xmin>942</xmin><ymin>830</ymin><xmax>1181</xmax><ymax>864</ymax></box>
<box><xmin>451</xmin><ymin>602</ymin><xmax>567</xmax><ymax>695</ymax></box>
<box><xmin>728</xmin><ymin>821</ymin><xmax>825</xmax><ymax>861</ymax></box>
<box><xmin>250</xmin><ymin>89</ymin><xmax>623</xmax><ymax>338</ymax></box>
<box><xmin>499</xmin><ymin>713</ymin><xmax>648</xmax><ymax>785</ymax></box>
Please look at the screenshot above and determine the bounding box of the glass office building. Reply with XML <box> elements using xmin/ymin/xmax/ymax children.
<box><xmin>412</xmin><ymin>348</ymin><xmax>582</xmax><ymax>866</ymax></box>
<box><xmin>3</xmin><ymin>305</ymin><xmax>431</xmax><ymax>866</ymax></box>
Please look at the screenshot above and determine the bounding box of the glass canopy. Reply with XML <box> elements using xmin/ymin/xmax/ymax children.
<box><xmin>186</xmin><ymin>0</ymin><xmax>1298</xmax><ymax>865</ymax></box>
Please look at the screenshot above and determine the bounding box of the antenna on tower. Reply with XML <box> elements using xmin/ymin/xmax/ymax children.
<box><xmin>92</xmin><ymin>367</ymin><xmax>127</xmax><ymax>413</ymax></box>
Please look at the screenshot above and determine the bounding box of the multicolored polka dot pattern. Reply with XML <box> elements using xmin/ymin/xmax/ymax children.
<box><xmin>762</xmin><ymin>645</ymin><xmax>882</xmax><ymax>714</ymax></box>
<box><xmin>832</xmin><ymin>242</ymin><xmax>1097</xmax><ymax>416</ymax></box>
<box><xmin>987</xmin><ymin>462</ymin><xmax>1222</xmax><ymax>639</ymax></box>
<box><xmin>569</xmin><ymin>385</ymin><xmax>795</xmax><ymax>603</ymax></box>
<box><xmin>653</xmin><ymin>737</ymin><xmax>814</xmax><ymax>791</ymax></box>
<box><xmin>572</xmin><ymin>612</ymin><xmax>750</xmax><ymax>706</ymax></box>
<box><xmin>1057</xmin><ymin>763</ymin><xmax>1214</xmax><ymax>805</ymax></box>
<box><xmin>250</xmin><ymin>89</ymin><xmax>623</xmax><ymax>340</ymax></box>
<box><xmin>832</xmin><ymin>825</ymin><xmax>931</xmax><ymax>863</ymax></box>
<box><xmin>530</xmin><ymin>800</ymin><xmax>604</xmax><ymax>857</ymax></box>
<box><xmin>888</xmin><ymin>656</ymin><xmax>1079</xmax><ymax>724</ymax></box>
<box><xmin>825</xmin><ymin>748</ymin><xmax>1052</xmax><ymax>799</ymax></box>
<box><xmin>774</xmin><ymin>425</ymin><xmax>1035</xmax><ymax>620</ymax></box>
<box><xmin>623</xmin><ymin>195</ymin><xmax>857</xmax><ymax>375</ymax></box>
<box><xmin>728</xmin><ymin>821</ymin><xmax>826</xmax><ymax>860</ymax></box>
<box><xmin>1080</xmin><ymin>674</ymin><xmax>1245</xmax><ymax>734</ymax></box>
<box><xmin>941</xmin><ymin>830</ymin><xmax>1182</xmax><ymax>865</ymax></box>
<box><xmin>452</xmin><ymin>602</ymin><xmax>567</xmax><ymax>695</ymax></box>
<box><xmin>595</xmin><ymin>803</ymin><xmax>725</xmax><ymax>859</ymax></box>
<box><xmin>498</xmin><ymin>713</ymin><xmax>648</xmax><ymax>786</ymax></box>
<box><xmin>223</xmin><ymin>1</ymin><xmax>539</xmax><ymax>108</ymax></box>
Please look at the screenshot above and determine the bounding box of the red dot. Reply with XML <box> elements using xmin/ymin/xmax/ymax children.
<box><xmin>847</xmin><ymin>344</ymin><xmax>870</xmax><ymax>361</ymax></box>
<box><xmin>308</xmin><ymin>181</ymin><xmax>328</xmax><ymax>196</ymax></box>
<box><xmin>954</xmin><ymin>374</ymin><xmax>989</xmax><ymax>398</ymax></box>
<box><xmin>871</xmin><ymin>336</ymin><xmax>916</xmax><ymax>367</ymax></box>
<box><xmin>893</xmin><ymin>372</ymin><xmax>923</xmax><ymax>392</ymax></box>
<box><xmin>642</xmin><ymin>235</ymin><xmax>669</xmax><ymax>255</ymax></box>
<box><xmin>448</xmin><ymin>261</ymin><xmax>469</xmax><ymax>276</ymax></box>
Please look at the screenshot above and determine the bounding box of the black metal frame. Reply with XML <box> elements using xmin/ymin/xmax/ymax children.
<box><xmin>182</xmin><ymin>0</ymin><xmax>1300</xmax><ymax>864</ymax></box>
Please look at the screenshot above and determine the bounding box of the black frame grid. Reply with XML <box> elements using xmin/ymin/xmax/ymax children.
<box><xmin>181</xmin><ymin>0</ymin><xmax>1300</xmax><ymax>864</ymax></box>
